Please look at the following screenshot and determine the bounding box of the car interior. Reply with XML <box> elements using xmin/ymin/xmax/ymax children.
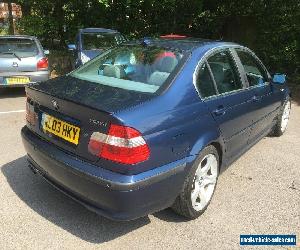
<box><xmin>197</xmin><ymin>63</ymin><xmax>216</xmax><ymax>98</ymax></box>
<box><xmin>98</xmin><ymin>50</ymin><xmax>180</xmax><ymax>87</ymax></box>
<box><xmin>207</xmin><ymin>52</ymin><xmax>242</xmax><ymax>94</ymax></box>
<box><xmin>236</xmin><ymin>50</ymin><xmax>267</xmax><ymax>87</ymax></box>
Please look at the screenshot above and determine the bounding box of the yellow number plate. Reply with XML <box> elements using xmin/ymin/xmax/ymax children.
<box><xmin>6</xmin><ymin>77</ymin><xmax>30</xmax><ymax>85</ymax></box>
<box><xmin>42</xmin><ymin>113</ymin><xmax>80</xmax><ymax>145</ymax></box>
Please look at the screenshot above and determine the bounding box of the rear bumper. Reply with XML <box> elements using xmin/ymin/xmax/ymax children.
<box><xmin>0</xmin><ymin>71</ymin><xmax>49</xmax><ymax>87</ymax></box>
<box><xmin>21</xmin><ymin>126</ymin><xmax>191</xmax><ymax>221</ymax></box>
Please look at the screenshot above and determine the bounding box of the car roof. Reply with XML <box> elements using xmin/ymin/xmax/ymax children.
<box><xmin>79</xmin><ymin>28</ymin><xmax>120</xmax><ymax>34</ymax></box>
<box><xmin>0</xmin><ymin>35</ymin><xmax>37</xmax><ymax>40</ymax></box>
<box><xmin>122</xmin><ymin>38</ymin><xmax>238</xmax><ymax>52</ymax></box>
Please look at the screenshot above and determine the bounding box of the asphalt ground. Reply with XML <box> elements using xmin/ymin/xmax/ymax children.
<box><xmin>0</xmin><ymin>88</ymin><xmax>299</xmax><ymax>250</ymax></box>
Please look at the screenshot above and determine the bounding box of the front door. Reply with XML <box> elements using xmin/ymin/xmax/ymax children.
<box><xmin>234</xmin><ymin>49</ymin><xmax>283</xmax><ymax>143</ymax></box>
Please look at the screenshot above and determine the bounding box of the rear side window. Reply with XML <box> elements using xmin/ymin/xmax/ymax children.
<box><xmin>70</xmin><ymin>46</ymin><xmax>184</xmax><ymax>94</ymax></box>
<box><xmin>197</xmin><ymin>63</ymin><xmax>217</xmax><ymax>98</ymax></box>
<box><xmin>207</xmin><ymin>50</ymin><xmax>242</xmax><ymax>94</ymax></box>
<box><xmin>236</xmin><ymin>50</ymin><xmax>268</xmax><ymax>87</ymax></box>
<box><xmin>0</xmin><ymin>38</ymin><xmax>38</xmax><ymax>58</ymax></box>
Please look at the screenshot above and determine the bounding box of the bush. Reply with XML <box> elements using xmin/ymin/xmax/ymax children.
<box><xmin>47</xmin><ymin>50</ymin><xmax>74</xmax><ymax>78</ymax></box>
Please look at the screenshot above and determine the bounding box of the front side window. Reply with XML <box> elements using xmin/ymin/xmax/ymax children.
<box><xmin>197</xmin><ymin>63</ymin><xmax>217</xmax><ymax>98</ymax></box>
<box><xmin>207</xmin><ymin>50</ymin><xmax>243</xmax><ymax>94</ymax></box>
<box><xmin>70</xmin><ymin>46</ymin><xmax>184</xmax><ymax>94</ymax></box>
<box><xmin>0</xmin><ymin>38</ymin><xmax>38</xmax><ymax>58</ymax></box>
<box><xmin>236</xmin><ymin>49</ymin><xmax>268</xmax><ymax>87</ymax></box>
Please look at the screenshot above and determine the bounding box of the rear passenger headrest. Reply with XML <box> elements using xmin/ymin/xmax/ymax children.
<box><xmin>148</xmin><ymin>72</ymin><xmax>170</xmax><ymax>86</ymax></box>
<box><xmin>103</xmin><ymin>65</ymin><xmax>126</xmax><ymax>79</ymax></box>
<box><xmin>156</xmin><ymin>56</ymin><xmax>178</xmax><ymax>73</ymax></box>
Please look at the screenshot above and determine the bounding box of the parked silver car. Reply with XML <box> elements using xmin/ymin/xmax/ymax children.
<box><xmin>0</xmin><ymin>35</ymin><xmax>49</xmax><ymax>88</ymax></box>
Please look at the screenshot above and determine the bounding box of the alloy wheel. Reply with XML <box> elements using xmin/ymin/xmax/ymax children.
<box><xmin>191</xmin><ymin>154</ymin><xmax>218</xmax><ymax>211</ymax></box>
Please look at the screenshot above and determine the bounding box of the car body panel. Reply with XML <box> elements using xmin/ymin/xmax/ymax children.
<box><xmin>0</xmin><ymin>71</ymin><xmax>49</xmax><ymax>88</ymax></box>
<box><xmin>22</xmin><ymin>38</ymin><xmax>290</xmax><ymax>220</ymax></box>
<box><xmin>28</xmin><ymin>76</ymin><xmax>154</xmax><ymax>113</ymax></box>
<box><xmin>202</xmin><ymin>90</ymin><xmax>257</xmax><ymax>159</ymax></box>
<box><xmin>22</xmin><ymin>126</ymin><xmax>193</xmax><ymax>220</ymax></box>
<box><xmin>248</xmin><ymin>84</ymin><xmax>283</xmax><ymax>143</ymax></box>
<box><xmin>229</xmin><ymin>47</ymin><xmax>285</xmax><ymax>145</ymax></box>
<box><xmin>0</xmin><ymin>56</ymin><xmax>38</xmax><ymax>72</ymax></box>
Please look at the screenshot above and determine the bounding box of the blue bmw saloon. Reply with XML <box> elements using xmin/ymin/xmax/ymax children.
<box><xmin>22</xmin><ymin>38</ymin><xmax>291</xmax><ymax>221</ymax></box>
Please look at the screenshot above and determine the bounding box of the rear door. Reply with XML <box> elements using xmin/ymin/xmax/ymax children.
<box><xmin>196</xmin><ymin>48</ymin><xmax>257</xmax><ymax>159</ymax></box>
<box><xmin>234</xmin><ymin>48</ymin><xmax>283</xmax><ymax>143</ymax></box>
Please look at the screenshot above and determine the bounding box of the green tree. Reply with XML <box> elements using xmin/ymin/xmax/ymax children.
<box><xmin>15</xmin><ymin>0</ymin><xmax>300</xmax><ymax>75</ymax></box>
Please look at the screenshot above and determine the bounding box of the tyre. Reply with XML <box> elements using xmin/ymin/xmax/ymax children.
<box><xmin>172</xmin><ymin>145</ymin><xmax>219</xmax><ymax>219</ymax></box>
<box><xmin>272</xmin><ymin>97</ymin><xmax>291</xmax><ymax>137</ymax></box>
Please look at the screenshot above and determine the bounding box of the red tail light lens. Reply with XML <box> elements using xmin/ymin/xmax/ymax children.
<box><xmin>88</xmin><ymin>124</ymin><xmax>150</xmax><ymax>164</ymax></box>
<box><xmin>37</xmin><ymin>57</ymin><xmax>48</xmax><ymax>70</ymax></box>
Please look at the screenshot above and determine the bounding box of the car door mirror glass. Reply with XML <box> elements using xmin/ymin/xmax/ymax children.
<box><xmin>272</xmin><ymin>74</ymin><xmax>286</xmax><ymax>84</ymax></box>
<box><xmin>68</xmin><ymin>44</ymin><xmax>76</xmax><ymax>51</ymax></box>
<box><xmin>43</xmin><ymin>49</ymin><xmax>50</xmax><ymax>55</ymax></box>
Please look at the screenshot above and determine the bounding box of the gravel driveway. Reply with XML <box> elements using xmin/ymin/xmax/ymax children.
<box><xmin>0</xmin><ymin>88</ymin><xmax>299</xmax><ymax>249</ymax></box>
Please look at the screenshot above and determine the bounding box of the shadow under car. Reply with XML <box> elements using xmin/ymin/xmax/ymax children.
<box><xmin>1</xmin><ymin>156</ymin><xmax>151</xmax><ymax>243</ymax></box>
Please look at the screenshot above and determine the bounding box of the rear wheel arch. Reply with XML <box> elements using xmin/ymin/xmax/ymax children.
<box><xmin>189</xmin><ymin>129</ymin><xmax>224</xmax><ymax>165</ymax></box>
<box><xmin>210</xmin><ymin>141</ymin><xmax>223</xmax><ymax>169</ymax></box>
<box><xmin>171</xmin><ymin>144</ymin><xmax>220</xmax><ymax>219</ymax></box>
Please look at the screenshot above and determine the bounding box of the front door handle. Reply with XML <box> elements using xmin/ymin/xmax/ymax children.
<box><xmin>213</xmin><ymin>105</ymin><xmax>226</xmax><ymax>116</ymax></box>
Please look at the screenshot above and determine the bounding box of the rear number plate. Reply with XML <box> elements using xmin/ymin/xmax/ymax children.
<box><xmin>41</xmin><ymin>113</ymin><xmax>80</xmax><ymax>145</ymax></box>
<box><xmin>5</xmin><ymin>77</ymin><xmax>30</xmax><ymax>84</ymax></box>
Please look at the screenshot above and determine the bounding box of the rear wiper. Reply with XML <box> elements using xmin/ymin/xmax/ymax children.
<box><xmin>0</xmin><ymin>52</ymin><xmax>22</xmax><ymax>61</ymax></box>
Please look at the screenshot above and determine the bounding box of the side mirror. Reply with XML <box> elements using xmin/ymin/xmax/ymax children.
<box><xmin>272</xmin><ymin>73</ymin><xmax>286</xmax><ymax>84</ymax></box>
<box><xmin>43</xmin><ymin>49</ymin><xmax>50</xmax><ymax>55</ymax></box>
<box><xmin>67</xmin><ymin>44</ymin><xmax>76</xmax><ymax>51</ymax></box>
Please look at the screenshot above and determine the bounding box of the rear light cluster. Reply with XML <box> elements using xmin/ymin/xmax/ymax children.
<box><xmin>37</xmin><ymin>57</ymin><xmax>48</xmax><ymax>70</ymax></box>
<box><xmin>26</xmin><ymin>98</ymin><xmax>37</xmax><ymax>126</ymax></box>
<box><xmin>88</xmin><ymin>124</ymin><xmax>150</xmax><ymax>165</ymax></box>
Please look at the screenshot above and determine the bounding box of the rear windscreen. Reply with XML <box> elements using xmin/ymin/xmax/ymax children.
<box><xmin>70</xmin><ymin>46</ymin><xmax>184</xmax><ymax>94</ymax></box>
<box><xmin>0</xmin><ymin>38</ymin><xmax>39</xmax><ymax>58</ymax></box>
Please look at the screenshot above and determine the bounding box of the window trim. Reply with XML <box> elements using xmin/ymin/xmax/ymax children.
<box><xmin>193</xmin><ymin>46</ymin><xmax>247</xmax><ymax>100</ymax></box>
<box><xmin>205</xmin><ymin>60</ymin><xmax>219</xmax><ymax>95</ymax></box>
<box><xmin>195</xmin><ymin>60</ymin><xmax>220</xmax><ymax>98</ymax></box>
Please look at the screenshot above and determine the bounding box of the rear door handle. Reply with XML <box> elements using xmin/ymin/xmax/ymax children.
<box><xmin>213</xmin><ymin>105</ymin><xmax>226</xmax><ymax>116</ymax></box>
<box><xmin>251</xmin><ymin>95</ymin><xmax>261</xmax><ymax>102</ymax></box>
